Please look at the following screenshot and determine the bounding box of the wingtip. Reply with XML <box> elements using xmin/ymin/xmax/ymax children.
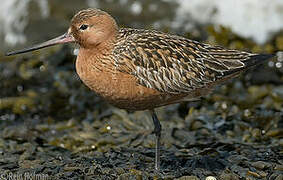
<box><xmin>5</xmin><ymin>52</ymin><xmax>13</xmax><ymax>56</ymax></box>
<box><xmin>251</xmin><ymin>53</ymin><xmax>276</xmax><ymax>60</ymax></box>
<box><xmin>245</xmin><ymin>53</ymin><xmax>276</xmax><ymax>67</ymax></box>
<box><xmin>264</xmin><ymin>53</ymin><xmax>275</xmax><ymax>59</ymax></box>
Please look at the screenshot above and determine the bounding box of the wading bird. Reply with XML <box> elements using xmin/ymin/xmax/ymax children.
<box><xmin>6</xmin><ymin>8</ymin><xmax>274</xmax><ymax>171</ymax></box>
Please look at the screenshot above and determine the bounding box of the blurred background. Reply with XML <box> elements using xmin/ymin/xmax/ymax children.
<box><xmin>0</xmin><ymin>0</ymin><xmax>283</xmax><ymax>51</ymax></box>
<box><xmin>0</xmin><ymin>0</ymin><xmax>282</xmax><ymax>179</ymax></box>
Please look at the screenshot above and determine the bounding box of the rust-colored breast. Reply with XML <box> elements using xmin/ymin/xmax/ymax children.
<box><xmin>76</xmin><ymin>48</ymin><xmax>185</xmax><ymax>110</ymax></box>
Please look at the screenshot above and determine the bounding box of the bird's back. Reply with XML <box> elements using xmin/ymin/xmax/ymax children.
<box><xmin>113</xmin><ymin>28</ymin><xmax>274</xmax><ymax>95</ymax></box>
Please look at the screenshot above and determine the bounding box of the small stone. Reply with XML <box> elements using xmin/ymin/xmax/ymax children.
<box><xmin>219</xmin><ymin>172</ymin><xmax>239</xmax><ymax>180</ymax></box>
<box><xmin>266</xmin><ymin>129</ymin><xmax>282</xmax><ymax>137</ymax></box>
<box><xmin>177</xmin><ymin>176</ymin><xmax>200</xmax><ymax>180</ymax></box>
<box><xmin>274</xmin><ymin>164</ymin><xmax>283</xmax><ymax>171</ymax></box>
<box><xmin>251</xmin><ymin>161</ymin><xmax>271</xmax><ymax>170</ymax></box>
<box><xmin>200</xmin><ymin>128</ymin><xmax>210</xmax><ymax>136</ymax></box>
<box><xmin>115</xmin><ymin>167</ymin><xmax>125</xmax><ymax>175</ymax></box>
<box><xmin>18</xmin><ymin>160</ymin><xmax>42</xmax><ymax>169</ymax></box>
<box><xmin>271</xmin><ymin>86</ymin><xmax>283</xmax><ymax>101</ymax></box>
<box><xmin>251</xmin><ymin>128</ymin><xmax>261</xmax><ymax>139</ymax></box>
<box><xmin>275</xmin><ymin>174</ymin><xmax>283</xmax><ymax>180</ymax></box>
<box><xmin>248</xmin><ymin>86</ymin><xmax>269</xmax><ymax>100</ymax></box>
<box><xmin>118</xmin><ymin>173</ymin><xmax>141</xmax><ymax>180</ymax></box>
<box><xmin>269</xmin><ymin>174</ymin><xmax>283</xmax><ymax>180</ymax></box>
<box><xmin>246</xmin><ymin>170</ymin><xmax>261</xmax><ymax>178</ymax></box>
<box><xmin>205</xmin><ymin>176</ymin><xmax>216</xmax><ymax>180</ymax></box>
<box><xmin>191</xmin><ymin>120</ymin><xmax>204</xmax><ymax>130</ymax></box>
<box><xmin>242</xmin><ymin>133</ymin><xmax>251</xmax><ymax>142</ymax></box>
<box><xmin>243</xmin><ymin>109</ymin><xmax>252</xmax><ymax>117</ymax></box>
<box><xmin>63</xmin><ymin>166</ymin><xmax>81</xmax><ymax>171</ymax></box>
<box><xmin>129</xmin><ymin>169</ymin><xmax>143</xmax><ymax>176</ymax></box>
<box><xmin>258</xmin><ymin>171</ymin><xmax>268</xmax><ymax>177</ymax></box>
<box><xmin>226</xmin><ymin>130</ymin><xmax>235</xmax><ymax>137</ymax></box>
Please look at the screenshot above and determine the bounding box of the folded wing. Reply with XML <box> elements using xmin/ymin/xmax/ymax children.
<box><xmin>114</xmin><ymin>28</ymin><xmax>274</xmax><ymax>94</ymax></box>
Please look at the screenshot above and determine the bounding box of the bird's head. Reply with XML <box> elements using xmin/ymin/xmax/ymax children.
<box><xmin>6</xmin><ymin>8</ymin><xmax>118</xmax><ymax>56</ymax></box>
<box><xmin>70</xmin><ymin>8</ymin><xmax>118</xmax><ymax>48</ymax></box>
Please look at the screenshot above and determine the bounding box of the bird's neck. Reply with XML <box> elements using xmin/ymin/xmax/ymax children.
<box><xmin>76</xmin><ymin>31</ymin><xmax>117</xmax><ymax>76</ymax></box>
<box><xmin>75</xmin><ymin>35</ymin><xmax>120</xmax><ymax>101</ymax></box>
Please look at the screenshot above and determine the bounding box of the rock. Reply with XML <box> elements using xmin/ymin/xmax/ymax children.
<box><xmin>176</xmin><ymin>176</ymin><xmax>200</xmax><ymax>180</ymax></box>
<box><xmin>251</xmin><ymin>161</ymin><xmax>271</xmax><ymax>170</ymax></box>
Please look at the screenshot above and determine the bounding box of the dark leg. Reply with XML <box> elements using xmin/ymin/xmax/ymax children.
<box><xmin>150</xmin><ymin>109</ymin><xmax>162</xmax><ymax>171</ymax></box>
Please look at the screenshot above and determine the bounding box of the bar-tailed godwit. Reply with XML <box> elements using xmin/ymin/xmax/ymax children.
<box><xmin>6</xmin><ymin>8</ymin><xmax>275</xmax><ymax>171</ymax></box>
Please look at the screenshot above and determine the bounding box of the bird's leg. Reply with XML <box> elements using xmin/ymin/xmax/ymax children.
<box><xmin>150</xmin><ymin>109</ymin><xmax>162</xmax><ymax>171</ymax></box>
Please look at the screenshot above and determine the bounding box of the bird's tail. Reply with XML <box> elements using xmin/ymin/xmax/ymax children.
<box><xmin>223</xmin><ymin>53</ymin><xmax>275</xmax><ymax>77</ymax></box>
<box><xmin>244</xmin><ymin>54</ymin><xmax>275</xmax><ymax>67</ymax></box>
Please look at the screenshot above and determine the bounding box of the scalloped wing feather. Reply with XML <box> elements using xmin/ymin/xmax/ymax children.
<box><xmin>113</xmin><ymin>28</ymin><xmax>271</xmax><ymax>94</ymax></box>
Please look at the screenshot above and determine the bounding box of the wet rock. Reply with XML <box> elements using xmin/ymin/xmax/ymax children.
<box><xmin>272</xmin><ymin>86</ymin><xmax>283</xmax><ymax>101</ymax></box>
<box><xmin>118</xmin><ymin>172</ymin><xmax>145</xmax><ymax>180</ymax></box>
<box><xmin>177</xmin><ymin>176</ymin><xmax>200</xmax><ymax>180</ymax></box>
<box><xmin>251</xmin><ymin>161</ymin><xmax>271</xmax><ymax>170</ymax></box>
<box><xmin>269</xmin><ymin>174</ymin><xmax>283</xmax><ymax>180</ymax></box>
<box><xmin>274</xmin><ymin>164</ymin><xmax>283</xmax><ymax>171</ymax></box>
<box><xmin>205</xmin><ymin>176</ymin><xmax>217</xmax><ymax>180</ymax></box>
<box><xmin>219</xmin><ymin>172</ymin><xmax>239</xmax><ymax>180</ymax></box>
<box><xmin>246</xmin><ymin>170</ymin><xmax>261</xmax><ymax>178</ymax></box>
<box><xmin>275</xmin><ymin>174</ymin><xmax>283</xmax><ymax>180</ymax></box>
<box><xmin>0</xmin><ymin>96</ymin><xmax>35</xmax><ymax>114</ymax></box>
<box><xmin>266</xmin><ymin>129</ymin><xmax>283</xmax><ymax>138</ymax></box>
<box><xmin>0</xmin><ymin>4</ymin><xmax>282</xmax><ymax>179</ymax></box>
<box><xmin>248</xmin><ymin>86</ymin><xmax>270</xmax><ymax>100</ymax></box>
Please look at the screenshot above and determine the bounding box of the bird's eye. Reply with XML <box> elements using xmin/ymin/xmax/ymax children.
<box><xmin>79</xmin><ymin>24</ymin><xmax>89</xmax><ymax>30</ymax></box>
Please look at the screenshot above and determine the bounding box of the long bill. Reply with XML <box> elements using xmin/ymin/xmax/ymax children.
<box><xmin>6</xmin><ymin>33</ymin><xmax>75</xmax><ymax>56</ymax></box>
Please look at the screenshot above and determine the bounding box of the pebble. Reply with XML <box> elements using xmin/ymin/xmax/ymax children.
<box><xmin>275</xmin><ymin>174</ymin><xmax>283</xmax><ymax>180</ymax></box>
<box><xmin>251</xmin><ymin>128</ymin><xmax>261</xmax><ymax>139</ymax></box>
<box><xmin>246</xmin><ymin>170</ymin><xmax>261</xmax><ymax>178</ymax></box>
<box><xmin>274</xmin><ymin>164</ymin><xmax>283</xmax><ymax>171</ymax></box>
<box><xmin>266</xmin><ymin>129</ymin><xmax>282</xmax><ymax>137</ymax></box>
<box><xmin>118</xmin><ymin>173</ymin><xmax>142</xmax><ymax>180</ymax></box>
<box><xmin>251</xmin><ymin>161</ymin><xmax>271</xmax><ymax>170</ymax></box>
<box><xmin>219</xmin><ymin>172</ymin><xmax>239</xmax><ymax>180</ymax></box>
<box><xmin>191</xmin><ymin>120</ymin><xmax>204</xmax><ymax>130</ymax></box>
<box><xmin>205</xmin><ymin>176</ymin><xmax>217</xmax><ymax>180</ymax></box>
<box><xmin>177</xmin><ymin>176</ymin><xmax>200</xmax><ymax>180</ymax></box>
<box><xmin>258</xmin><ymin>171</ymin><xmax>268</xmax><ymax>177</ymax></box>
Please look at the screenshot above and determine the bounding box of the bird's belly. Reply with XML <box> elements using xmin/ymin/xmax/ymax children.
<box><xmin>76</xmin><ymin>59</ymin><xmax>210</xmax><ymax>110</ymax></box>
<box><xmin>76</xmin><ymin>64</ymin><xmax>163</xmax><ymax>110</ymax></box>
